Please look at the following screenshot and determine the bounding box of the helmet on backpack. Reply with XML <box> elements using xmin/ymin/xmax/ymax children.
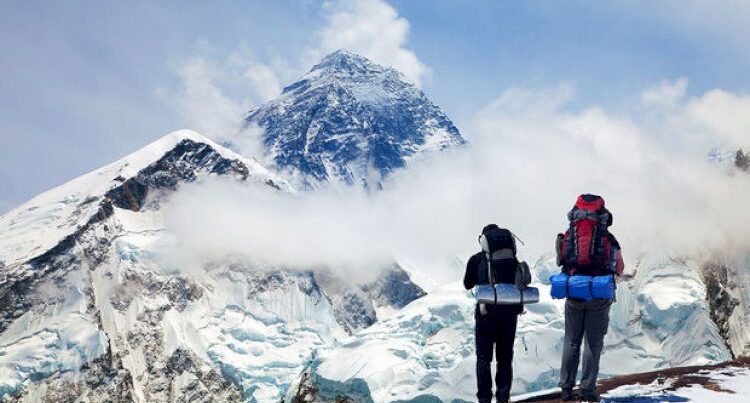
<box><xmin>557</xmin><ymin>194</ymin><xmax>616</xmax><ymax>275</ymax></box>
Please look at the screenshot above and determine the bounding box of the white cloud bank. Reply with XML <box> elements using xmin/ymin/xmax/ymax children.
<box><xmin>161</xmin><ymin>79</ymin><xmax>750</xmax><ymax>288</ymax></box>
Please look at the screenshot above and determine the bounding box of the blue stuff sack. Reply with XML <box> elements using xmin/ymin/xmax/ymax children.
<box><xmin>591</xmin><ymin>275</ymin><xmax>615</xmax><ymax>300</ymax></box>
<box><xmin>550</xmin><ymin>273</ymin><xmax>569</xmax><ymax>299</ymax></box>
<box><xmin>568</xmin><ymin>275</ymin><xmax>593</xmax><ymax>301</ymax></box>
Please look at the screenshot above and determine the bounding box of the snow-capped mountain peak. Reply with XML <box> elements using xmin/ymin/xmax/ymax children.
<box><xmin>301</xmin><ymin>49</ymin><xmax>407</xmax><ymax>86</ymax></box>
<box><xmin>243</xmin><ymin>50</ymin><xmax>465</xmax><ymax>187</ymax></box>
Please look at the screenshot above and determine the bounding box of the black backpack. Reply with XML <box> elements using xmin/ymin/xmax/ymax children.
<box><xmin>478</xmin><ymin>227</ymin><xmax>531</xmax><ymax>290</ymax></box>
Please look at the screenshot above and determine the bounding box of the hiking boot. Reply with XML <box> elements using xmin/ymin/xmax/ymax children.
<box><xmin>561</xmin><ymin>388</ymin><xmax>575</xmax><ymax>401</ymax></box>
<box><xmin>580</xmin><ymin>389</ymin><xmax>600</xmax><ymax>402</ymax></box>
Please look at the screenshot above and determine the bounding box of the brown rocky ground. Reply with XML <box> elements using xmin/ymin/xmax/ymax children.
<box><xmin>515</xmin><ymin>357</ymin><xmax>750</xmax><ymax>402</ymax></box>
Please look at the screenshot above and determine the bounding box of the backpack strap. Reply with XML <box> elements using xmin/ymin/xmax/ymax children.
<box><xmin>564</xmin><ymin>224</ymin><xmax>578</xmax><ymax>269</ymax></box>
<box><xmin>484</xmin><ymin>253</ymin><xmax>497</xmax><ymax>306</ymax></box>
<box><xmin>485</xmin><ymin>252</ymin><xmax>494</xmax><ymax>285</ymax></box>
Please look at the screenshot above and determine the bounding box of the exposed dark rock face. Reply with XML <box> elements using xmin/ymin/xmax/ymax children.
<box><xmin>332</xmin><ymin>289</ymin><xmax>377</xmax><ymax>331</ymax></box>
<box><xmin>110</xmin><ymin>272</ymin><xmax>203</xmax><ymax>313</ymax></box>
<box><xmin>313</xmin><ymin>265</ymin><xmax>427</xmax><ymax>334</ymax></box>
<box><xmin>702</xmin><ymin>262</ymin><xmax>741</xmax><ymax>357</ymax></box>
<box><xmin>245</xmin><ymin>269</ymin><xmax>322</xmax><ymax>296</ymax></box>
<box><xmin>105</xmin><ymin>139</ymin><xmax>260</xmax><ymax>211</ymax></box>
<box><xmin>7</xmin><ymin>343</ymin><xmax>135</xmax><ymax>403</ymax></box>
<box><xmin>362</xmin><ymin>265</ymin><xmax>427</xmax><ymax>309</ymax></box>
<box><xmin>143</xmin><ymin>348</ymin><xmax>243</xmax><ymax>402</ymax></box>
<box><xmin>286</xmin><ymin>369</ymin><xmax>319</xmax><ymax>403</ymax></box>
<box><xmin>0</xmin><ymin>205</ymin><xmax>114</xmax><ymax>333</ymax></box>
<box><xmin>286</xmin><ymin>366</ymin><xmax>373</xmax><ymax>403</ymax></box>
<box><xmin>238</xmin><ymin>266</ymin><xmax>426</xmax><ymax>335</ymax></box>
<box><xmin>735</xmin><ymin>149</ymin><xmax>749</xmax><ymax>172</ymax></box>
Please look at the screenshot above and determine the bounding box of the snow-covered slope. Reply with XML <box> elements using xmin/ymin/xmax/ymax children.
<box><xmin>288</xmin><ymin>255</ymin><xmax>732</xmax><ymax>402</ymax></box>
<box><xmin>0</xmin><ymin>130</ymin><xmax>286</xmax><ymax>271</ymax></box>
<box><xmin>0</xmin><ymin>129</ymin><xmax>284</xmax><ymax>401</ymax></box>
<box><xmin>242</xmin><ymin>50</ymin><xmax>465</xmax><ymax>187</ymax></box>
<box><xmin>602</xmin><ymin>364</ymin><xmax>750</xmax><ymax>403</ymax></box>
<box><xmin>0</xmin><ymin>130</ymin><xmax>426</xmax><ymax>402</ymax></box>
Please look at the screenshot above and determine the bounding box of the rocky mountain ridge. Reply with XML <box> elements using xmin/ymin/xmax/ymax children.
<box><xmin>242</xmin><ymin>50</ymin><xmax>465</xmax><ymax>188</ymax></box>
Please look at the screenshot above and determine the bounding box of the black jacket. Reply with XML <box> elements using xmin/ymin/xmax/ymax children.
<box><xmin>464</xmin><ymin>252</ymin><xmax>523</xmax><ymax>316</ymax></box>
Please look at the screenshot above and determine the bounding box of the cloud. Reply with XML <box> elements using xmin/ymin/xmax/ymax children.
<box><xmin>311</xmin><ymin>0</ymin><xmax>430</xmax><ymax>87</ymax></box>
<box><xmin>160</xmin><ymin>80</ymin><xmax>750</xmax><ymax>289</ymax></box>
<box><xmin>171</xmin><ymin>56</ymin><xmax>248</xmax><ymax>141</ymax></box>
<box><xmin>684</xmin><ymin>89</ymin><xmax>750</xmax><ymax>148</ymax></box>
<box><xmin>160</xmin><ymin>179</ymin><xmax>394</xmax><ymax>284</ymax></box>
<box><xmin>162</xmin><ymin>47</ymin><xmax>287</xmax><ymax>159</ymax></box>
<box><xmin>641</xmin><ymin>77</ymin><xmax>688</xmax><ymax>108</ymax></box>
<box><xmin>465</xmin><ymin>82</ymin><xmax>750</xmax><ymax>260</ymax></box>
<box><xmin>244</xmin><ymin>63</ymin><xmax>282</xmax><ymax>102</ymax></box>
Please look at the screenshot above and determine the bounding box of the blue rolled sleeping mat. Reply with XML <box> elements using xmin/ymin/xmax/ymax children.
<box><xmin>550</xmin><ymin>273</ymin><xmax>569</xmax><ymax>299</ymax></box>
<box><xmin>549</xmin><ymin>273</ymin><xmax>615</xmax><ymax>301</ymax></box>
<box><xmin>569</xmin><ymin>275</ymin><xmax>593</xmax><ymax>300</ymax></box>
<box><xmin>591</xmin><ymin>275</ymin><xmax>616</xmax><ymax>299</ymax></box>
<box><xmin>475</xmin><ymin>284</ymin><xmax>540</xmax><ymax>305</ymax></box>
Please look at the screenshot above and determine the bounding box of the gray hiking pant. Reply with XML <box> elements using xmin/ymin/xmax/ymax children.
<box><xmin>559</xmin><ymin>298</ymin><xmax>612</xmax><ymax>392</ymax></box>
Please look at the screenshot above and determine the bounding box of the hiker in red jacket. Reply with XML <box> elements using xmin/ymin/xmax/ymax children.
<box><xmin>556</xmin><ymin>194</ymin><xmax>624</xmax><ymax>402</ymax></box>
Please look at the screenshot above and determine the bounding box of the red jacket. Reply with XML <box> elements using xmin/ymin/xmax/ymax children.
<box><xmin>615</xmin><ymin>249</ymin><xmax>625</xmax><ymax>276</ymax></box>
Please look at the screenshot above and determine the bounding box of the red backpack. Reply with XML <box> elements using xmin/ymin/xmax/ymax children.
<box><xmin>556</xmin><ymin>194</ymin><xmax>614</xmax><ymax>275</ymax></box>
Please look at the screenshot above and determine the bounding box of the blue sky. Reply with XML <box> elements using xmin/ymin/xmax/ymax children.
<box><xmin>1</xmin><ymin>0</ymin><xmax>749</xmax><ymax>212</ymax></box>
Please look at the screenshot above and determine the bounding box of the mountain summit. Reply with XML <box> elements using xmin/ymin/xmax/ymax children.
<box><xmin>244</xmin><ymin>50</ymin><xmax>465</xmax><ymax>187</ymax></box>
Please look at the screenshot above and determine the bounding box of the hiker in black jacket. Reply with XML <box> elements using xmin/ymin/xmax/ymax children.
<box><xmin>464</xmin><ymin>224</ymin><xmax>523</xmax><ymax>403</ymax></box>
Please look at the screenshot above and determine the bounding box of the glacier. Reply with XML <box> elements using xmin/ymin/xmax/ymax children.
<box><xmin>287</xmin><ymin>254</ymin><xmax>732</xmax><ymax>402</ymax></box>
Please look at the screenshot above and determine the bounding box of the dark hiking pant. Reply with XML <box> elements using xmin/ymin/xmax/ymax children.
<box><xmin>559</xmin><ymin>298</ymin><xmax>612</xmax><ymax>393</ymax></box>
<box><xmin>475</xmin><ymin>309</ymin><xmax>518</xmax><ymax>403</ymax></box>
